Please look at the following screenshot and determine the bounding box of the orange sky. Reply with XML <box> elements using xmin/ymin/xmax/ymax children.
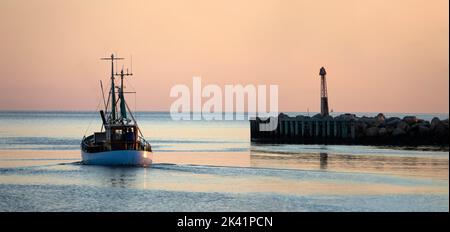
<box><xmin>0</xmin><ymin>0</ymin><xmax>448</xmax><ymax>113</ymax></box>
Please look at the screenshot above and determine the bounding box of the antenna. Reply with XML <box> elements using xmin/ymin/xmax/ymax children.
<box><xmin>130</xmin><ymin>55</ymin><xmax>133</xmax><ymax>74</ymax></box>
<box><xmin>115</xmin><ymin>56</ymin><xmax>118</xmax><ymax>75</ymax></box>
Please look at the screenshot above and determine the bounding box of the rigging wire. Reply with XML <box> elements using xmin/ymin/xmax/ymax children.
<box><xmin>125</xmin><ymin>100</ymin><xmax>146</xmax><ymax>140</ymax></box>
<box><xmin>100</xmin><ymin>80</ymin><xmax>107</xmax><ymax>112</ymax></box>
<box><xmin>82</xmin><ymin>95</ymin><xmax>103</xmax><ymax>138</ymax></box>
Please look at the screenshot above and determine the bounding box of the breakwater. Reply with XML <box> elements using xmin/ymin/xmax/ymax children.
<box><xmin>250</xmin><ymin>113</ymin><xmax>449</xmax><ymax>147</ymax></box>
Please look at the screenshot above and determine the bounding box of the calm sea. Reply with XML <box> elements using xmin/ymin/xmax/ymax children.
<box><xmin>0</xmin><ymin>111</ymin><xmax>448</xmax><ymax>211</ymax></box>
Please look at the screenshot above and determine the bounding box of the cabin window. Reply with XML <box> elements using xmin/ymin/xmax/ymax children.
<box><xmin>113</xmin><ymin>129</ymin><xmax>123</xmax><ymax>140</ymax></box>
<box><xmin>125</xmin><ymin>128</ymin><xmax>135</xmax><ymax>141</ymax></box>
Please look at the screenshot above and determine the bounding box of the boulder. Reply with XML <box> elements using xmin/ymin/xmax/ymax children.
<box><xmin>359</xmin><ymin>116</ymin><xmax>376</xmax><ymax>126</ymax></box>
<box><xmin>397</xmin><ymin>121</ymin><xmax>410</xmax><ymax>131</ymax></box>
<box><xmin>365</xmin><ymin>127</ymin><xmax>379</xmax><ymax>137</ymax></box>
<box><xmin>385</xmin><ymin>117</ymin><xmax>401</xmax><ymax>127</ymax></box>
<box><xmin>378</xmin><ymin>128</ymin><xmax>388</xmax><ymax>137</ymax></box>
<box><xmin>323</xmin><ymin>115</ymin><xmax>333</xmax><ymax>121</ymax></box>
<box><xmin>403</xmin><ymin>116</ymin><xmax>418</xmax><ymax>125</ymax></box>
<box><xmin>386</xmin><ymin>127</ymin><xmax>395</xmax><ymax>134</ymax></box>
<box><xmin>296</xmin><ymin>115</ymin><xmax>311</xmax><ymax>120</ymax></box>
<box><xmin>278</xmin><ymin>113</ymin><xmax>289</xmax><ymax>119</ymax></box>
<box><xmin>433</xmin><ymin>120</ymin><xmax>448</xmax><ymax>135</ymax></box>
<box><xmin>410</xmin><ymin>123</ymin><xmax>430</xmax><ymax>136</ymax></box>
<box><xmin>417</xmin><ymin>121</ymin><xmax>430</xmax><ymax>128</ymax></box>
<box><xmin>336</xmin><ymin>113</ymin><xmax>357</xmax><ymax>121</ymax></box>
<box><xmin>392</xmin><ymin>128</ymin><xmax>406</xmax><ymax>136</ymax></box>
<box><xmin>312</xmin><ymin>113</ymin><xmax>323</xmax><ymax>119</ymax></box>
<box><xmin>418</xmin><ymin>126</ymin><xmax>430</xmax><ymax>136</ymax></box>
<box><xmin>375</xmin><ymin>113</ymin><xmax>386</xmax><ymax>124</ymax></box>
<box><xmin>430</xmin><ymin>117</ymin><xmax>441</xmax><ymax>130</ymax></box>
<box><xmin>356</xmin><ymin>121</ymin><xmax>368</xmax><ymax>129</ymax></box>
<box><xmin>386</xmin><ymin>117</ymin><xmax>401</xmax><ymax>123</ymax></box>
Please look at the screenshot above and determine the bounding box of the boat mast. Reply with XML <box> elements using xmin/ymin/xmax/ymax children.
<box><xmin>110</xmin><ymin>55</ymin><xmax>116</xmax><ymax>121</ymax></box>
<box><xmin>117</xmin><ymin>67</ymin><xmax>133</xmax><ymax>121</ymax></box>
<box><xmin>101</xmin><ymin>54</ymin><xmax>124</xmax><ymax>123</ymax></box>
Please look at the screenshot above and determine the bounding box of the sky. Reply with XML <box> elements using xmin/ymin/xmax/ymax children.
<box><xmin>0</xmin><ymin>0</ymin><xmax>448</xmax><ymax>113</ymax></box>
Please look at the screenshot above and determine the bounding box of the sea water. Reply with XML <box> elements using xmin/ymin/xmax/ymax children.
<box><xmin>0</xmin><ymin>111</ymin><xmax>448</xmax><ymax>211</ymax></box>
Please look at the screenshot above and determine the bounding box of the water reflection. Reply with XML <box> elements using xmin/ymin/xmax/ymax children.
<box><xmin>320</xmin><ymin>153</ymin><xmax>328</xmax><ymax>170</ymax></box>
<box><xmin>249</xmin><ymin>148</ymin><xmax>449</xmax><ymax>180</ymax></box>
<box><xmin>80</xmin><ymin>165</ymin><xmax>143</xmax><ymax>188</ymax></box>
<box><xmin>110</xmin><ymin>174</ymin><xmax>128</xmax><ymax>188</ymax></box>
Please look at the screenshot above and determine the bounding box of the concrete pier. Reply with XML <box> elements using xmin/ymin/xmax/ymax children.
<box><xmin>252</xmin><ymin>67</ymin><xmax>449</xmax><ymax>147</ymax></box>
<box><xmin>250</xmin><ymin>113</ymin><xmax>449</xmax><ymax>146</ymax></box>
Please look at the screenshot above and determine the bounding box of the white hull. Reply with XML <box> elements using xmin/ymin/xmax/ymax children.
<box><xmin>81</xmin><ymin>150</ymin><xmax>152</xmax><ymax>166</ymax></box>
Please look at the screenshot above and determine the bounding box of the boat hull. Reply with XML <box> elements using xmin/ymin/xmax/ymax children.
<box><xmin>81</xmin><ymin>150</ymin><xmax>152</xmax><ymax>166</ymax></box>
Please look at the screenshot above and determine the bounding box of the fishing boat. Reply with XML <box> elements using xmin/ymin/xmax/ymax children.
<box><xmin>81</xmin><ymin>54</ymin><xmax>152</xmax><ymax>166</ymax></box>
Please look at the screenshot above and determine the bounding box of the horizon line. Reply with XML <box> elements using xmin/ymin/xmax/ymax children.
<box><xmin>0</xmin><ymin>109</ymin><xmax>448</xmax><ymax>115</ymax></box>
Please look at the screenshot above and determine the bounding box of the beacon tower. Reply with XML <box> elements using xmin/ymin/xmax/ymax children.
<box><xmin>319</xmin><ymin>67</ymin><xmax>329</xmax><ymax>116</ymax></box>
